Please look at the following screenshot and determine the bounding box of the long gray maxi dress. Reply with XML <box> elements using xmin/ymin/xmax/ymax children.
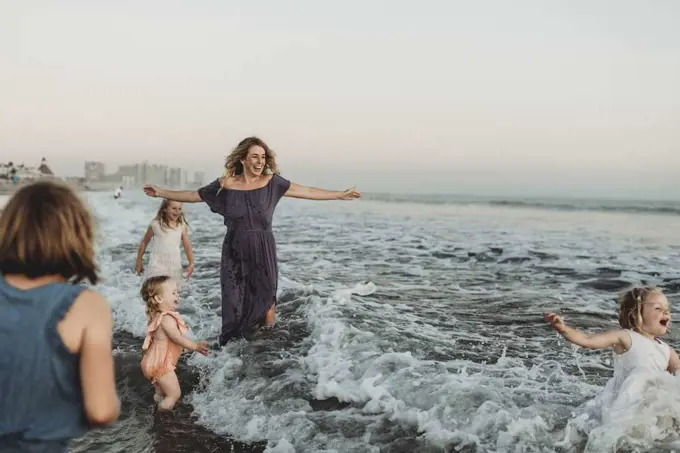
<box><xmin>198</xmin><ymin>173</ymin><xmax>291</xmax><ymax>345</ymax></box>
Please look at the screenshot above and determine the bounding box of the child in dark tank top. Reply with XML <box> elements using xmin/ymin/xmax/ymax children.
<box><xmin>0</xmin><ymin>180</ymin><xmax>120</xmax><ymax>452</ymax></box>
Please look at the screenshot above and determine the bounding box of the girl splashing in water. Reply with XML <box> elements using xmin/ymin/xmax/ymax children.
<box><xmin>140</xmin><ymin>275</ymin><xmax>209</xmax><ymax>411</ymax></box>
<box><xmin>545</xmin><ymin>286</ymin><xmax>680</xmax><ymax>449</ymax></box>
<box><xmin>136</xmin><ymin>200</ymin><xmax>194</xmax><ymax>283</ymax></box>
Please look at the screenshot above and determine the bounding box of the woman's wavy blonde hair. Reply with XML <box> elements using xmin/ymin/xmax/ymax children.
<box><xmin>223</xmin><ymin>136</ymin><xmax>280</xmax><ymax>180</ymax></box>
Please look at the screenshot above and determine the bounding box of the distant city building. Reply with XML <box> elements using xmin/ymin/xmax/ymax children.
<box><xmin>82</xmin><ymin>160</ymin><xmax>200</xmax><ymax>188</ymax></box>
<box><xmin>116</xmin><ymin>164</ymin><xmax>142</xmax><ymax>185</ymax></box>
<box><xmin>0</xmin><ymin>162</ymin><xmax>14</xmax><ymax>179</ymax></box>
<box><xmin>167</xmin><ymin>167</ymin><xmax>183</xmax><ymax>187</ymax></box>
<box><xmin>116</xmin><ymin>162</ymin><xmax>167</xmax><ymax>186</ymax></box>
<box><xmin>120</xmin><ymin>176</ymin><xmax>135</xmax><ymax>186</ymax></box>
<box><xmin>84</xmin><ymin>161</ymin><xmax>106</xmax><ymax>181</ymax></box>
<box><xmin>38</xmin><ymin>157</ymin><xmax>54</xmax><ymax>176</ymax></box>
<box><xmin>1</xmin><ymin>159</ymin><xmax>54</xmax><ymax>181</ymax></box>
<box><xmin>193</xmin><ymin>171</ymin><xmax>205</xmax><ymax>186</ymax></box>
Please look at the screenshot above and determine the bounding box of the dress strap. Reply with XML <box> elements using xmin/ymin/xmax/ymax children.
<box><xmin>142</xmin><ymin>310</ymin><xmax>187</xmax><ymax>350</ymax></box>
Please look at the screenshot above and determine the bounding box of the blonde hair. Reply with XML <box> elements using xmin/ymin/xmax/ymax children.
<box><xmin>140</xmin><ymin>275</ymin><xmax>171</xmax><ymax>320</ymax></box>
<box><xmin>223</xmin><ymin>136</ymin><xmax>280</xmax><ymax>181</ymax></box>
<box><xmin>0</xmin><ymin>180</ymin><xmax>99</xmax><ymax>284</ymax></box>
<box><xmin>153</xmin><ymin>199</ymin><xmax>188</xmax><ymax>231</ymax></box>
<box><xmin>618</xmin><ymin>285</ymin><xmax>663</xmax><ymax>331</ymax></box>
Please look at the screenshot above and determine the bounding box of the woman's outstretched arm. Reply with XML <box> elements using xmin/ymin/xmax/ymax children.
<box><xmin>284</xmin><ymin>183</ymin><xmax>361</xmax><ymax>201</ymax></box>
<box><xmin>143</xmin><ymin>185</ymin><xmax>202</xmax><ymax>203</ymax></box>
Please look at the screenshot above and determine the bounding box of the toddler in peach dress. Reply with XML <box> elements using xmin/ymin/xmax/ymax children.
<box><xmin>140</xmin><ymin>275</ymin><xmax>209</xmax><ymax>411</ymax></box>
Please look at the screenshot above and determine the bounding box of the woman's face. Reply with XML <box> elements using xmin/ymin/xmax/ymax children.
<box><xmin>241</xmin><ymin>145</ymin><xmax>266</xmax><ymax>176</ymax></box>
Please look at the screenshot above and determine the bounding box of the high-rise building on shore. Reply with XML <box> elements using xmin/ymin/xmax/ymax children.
<box><xmin>193</xmin><ymin>171</ymin><xmax>205</xmax><ymax>186</ymax></box>
<box><xmin>84</xmin><ymin>161</ymin><xmax>106</xmax><ymax>181</ymax></box>
<box><xmin>85</xmin><ymin>161</ymin><xmax>199</xmax><ymax>188</ymax></box>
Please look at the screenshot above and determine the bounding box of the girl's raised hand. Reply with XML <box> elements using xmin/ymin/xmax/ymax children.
<box><xmin>544</xmin><ymin>312</ymin><xmax>566</xmax><ymax>333</ymax></box>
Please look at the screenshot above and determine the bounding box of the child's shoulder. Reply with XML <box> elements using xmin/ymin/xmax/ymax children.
<box><xmin>149</xmin><ymin>310</ymin><xmax>180</xmax><ymax>328</ymax></box>
<box><xmin>73</xmin><ymin>289</ymin><xmax>111</xmax><ymax>317</ymax></box>
<box><xmin>159</xmin><ymin>311</ymin><xmax>187</xmax><ymax>329</ymax></box>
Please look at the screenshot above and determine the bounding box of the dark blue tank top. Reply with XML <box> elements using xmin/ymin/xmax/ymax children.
<box><xmin>0</xmin><ymin>276</ymin><xmax>89</xmax><ymax>452</ymax></box>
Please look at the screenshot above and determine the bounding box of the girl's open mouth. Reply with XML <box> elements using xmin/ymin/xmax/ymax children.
<box><xmin>660</xmin><ymin>319</ymin><xmax>669</xmax><ymax>327</ymax></box>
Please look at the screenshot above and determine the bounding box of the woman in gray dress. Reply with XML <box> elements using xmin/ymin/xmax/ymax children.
<box><xmin>143</xmin><ymin>137</ymin><xmax>360</xmax><ymax>345</ymax></box>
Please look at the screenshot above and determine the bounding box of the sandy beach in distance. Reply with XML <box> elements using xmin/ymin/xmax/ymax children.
<box><xmin>0</xmin><ymin>178</ymin><xmax>107</xmax><ymax>197</ymax></box>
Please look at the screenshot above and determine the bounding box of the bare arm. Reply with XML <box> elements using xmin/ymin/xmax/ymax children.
<box><xmin>182</xmin><ymin>227</ymin><xmax>194</xmax><ymax>265</ymax></box>
<box><xmin>668</xmin><ymin>348</ymin><xmax>680</xmax><ymax>374</ymax></box>
<box><xmin>144</xmin><ymin>185</ymin><xmax>202</xmax><ymax>203</ymax></box>
<box><xmin>161</xmin><ymin>316</ymin><xmax>201</xmax><ymax>351</ymax></box>
<box><xmin>182</xmin><ymin>227</ymin><xmax>194</xmax><ymax>274</ymax></box>
<box><xmin>160</xmin><ymin>188</ymin><xmax>201</xmax><ymax>203</ymax></box>
<box><xmin>78</xmin><ymin>291</ymin><xmax>121</xmax><ymax>425</ymax></box>
<box><xmin>135</xmin><ymin>226</ymin><xmax>154</xmax><ymax>272</ymax></box>
<box><xmin>284</xmin><ymin>183</ymin><xmax>360</xmax><ymax>201</ymax></box>
<box><xmin>544</xmin><ymin>312</ymin><xmax>631</xmax><ymax>351</ymax></box>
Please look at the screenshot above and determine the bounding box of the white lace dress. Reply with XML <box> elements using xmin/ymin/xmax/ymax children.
<box><xmin>565</xmin><ymin>329</ymin><xmax>680</xmax><ymax>451</ymax></box>
<box><xmin>599</xmin><ymin>329</ymin><xmax>672</xmax><ymax>419</ymax></box>
<box><xmin>145</xmin><ymin>219</ymin><xmax>184</xmax><ymax>282</ymax></box>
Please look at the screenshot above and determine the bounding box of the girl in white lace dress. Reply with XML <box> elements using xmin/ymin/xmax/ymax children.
<box><xmin>545</xmin><ymin>286</ymin><xmax>680</xmax><ymax>449</ymax></box>
<box><xmin>136</xmin><ymin>200</ymin><xmax>194</xmax><ymax>283</ymax></box>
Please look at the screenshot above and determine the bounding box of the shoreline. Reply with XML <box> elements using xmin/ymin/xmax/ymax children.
<box><xmin>0</xmin><ymin>178</ymin><xmax>90</xmax><ymax>195</ymax></box>
<box><xmin>0</xmin><ymin>179</ymin><xmax>198</xmax><ymax>195</ymax></box>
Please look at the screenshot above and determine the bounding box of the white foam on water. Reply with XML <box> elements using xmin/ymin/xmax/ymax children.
<box><xmin>83</xmin><ymin>190</ymin><xmax>680</xmax><ymax>452</ymax></box>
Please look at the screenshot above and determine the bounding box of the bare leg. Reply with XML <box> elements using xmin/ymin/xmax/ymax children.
<box><xmin>153</xmin><ymin>383</ymin><xmax>163</xmax><ymax>404</ymax></box>
<box><xmin>155</xmin><ymin>371</ymin><xmax>181</xmax><ymax>411</ymax></box>
<box><xmin>264</xmin><ymin>304</ymin><xmax>275</xmax><ymax>327</ymax></box>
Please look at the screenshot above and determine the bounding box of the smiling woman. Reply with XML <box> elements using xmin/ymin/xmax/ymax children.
<box><xmin>143</xmin><ymin>136</ymin><xmax>361</xmax><ymax>345</ymax></box>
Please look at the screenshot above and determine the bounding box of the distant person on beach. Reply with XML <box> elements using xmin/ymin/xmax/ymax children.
<box><xmin>0</xmin><ymin>181</ymin><xmax>120</xmax><ymax>452</ymax></box>
<box><xmin>140</xmin><ymin>275</ymin><xmax>209</xmax><ymax>411</ymax></box>
<box><xmin>136</xmin><ymin>199</ymin><xmax>194</xmax><ymax>283</ymax></box>
<box><xmin>545</xmin><ymin>286</ymin><xmax>680</xmax><ymax>424</ymax></box>
<box><xmin>113</xmin><ymin>186</ymin><xmax>122</xmax><ymax>199</ymax></box>
<box><xmin>143</xmin><ymin>136</ymin><xmax>361</xmax><ymax>345</ymax></box>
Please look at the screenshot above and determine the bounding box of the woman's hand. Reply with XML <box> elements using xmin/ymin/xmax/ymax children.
<box><xmin>143</xmin><ymin>185</ymin><xmax>161</xmax><ymax>197</ymax></box>
<box><xmin>339</xmin><ymin>187</ymin><xmax>361</xmax><ymax>200</ymax></box>
<box><xmin>136</xmin><ymin>263</ymin><xmax>144</xmax><ymax>275</ymax></box>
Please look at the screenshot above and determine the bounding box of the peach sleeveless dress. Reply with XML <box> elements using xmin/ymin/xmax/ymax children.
<box><xmin>141</xmin><ymin>310</ymin><xmax>188</xmax><ymax>383</ymax></box>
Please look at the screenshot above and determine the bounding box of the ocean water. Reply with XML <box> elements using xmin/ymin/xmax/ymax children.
<box><xmin>4</xmin><ymin>191</ymin><xmax>680</xmax><ymax>452</ymax></box>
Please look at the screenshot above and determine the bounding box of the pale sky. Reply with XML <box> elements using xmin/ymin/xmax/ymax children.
<box><xmin>1</xmin><ymin>1</ymin><xmax>679</xmax><ymax>199</ymax></box>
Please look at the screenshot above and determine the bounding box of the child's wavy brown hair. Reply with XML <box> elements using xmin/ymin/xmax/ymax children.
<box><xmin>618</xmin><ymin>285</ymin><xmax>663</xmax><ymax>331</ymax></box>
<box><xmin>0</xmin><ymin>180</ymin><xmax>99</xmax><ymax>284</ymax></box>
<box><xmin>140</xmin><ymin>275</ymin><xmax>172</xmax><ymax>320</ymax></box>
